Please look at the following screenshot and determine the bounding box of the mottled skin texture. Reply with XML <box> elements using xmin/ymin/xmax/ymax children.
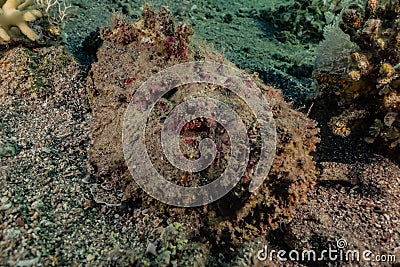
<box><xmin>87</xmin><ymin>5</ymin><xmax>320</xmax><ymax>257</ymax></box>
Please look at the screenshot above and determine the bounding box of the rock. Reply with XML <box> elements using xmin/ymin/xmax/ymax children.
<box><xmin>31</xmin><ymin>200</ymin><xmax>44</xmax><ymax>210</ymax></box>
<box><xmin>0</xmin><ymin>142</ymin><xmax>16</xmax><ymax>157</ymax></box>
<box><xmin>86</xmin><ymin>254</ymin><xmax>95</xmax><ymax>262</ymax></box>
<box><xmin>14</xmin><ymin>257</ymin><xmax>39</xmax><ymax>267</ymax></box>
<box><xmin>146</xmin><ymin>242</ymin><xmax>157</xmax><ymax>256</ymax></box>
<box><xmin>1</xmin><ymin>202</ymin><xmax>12</xmax><ymax>211</ymax></box>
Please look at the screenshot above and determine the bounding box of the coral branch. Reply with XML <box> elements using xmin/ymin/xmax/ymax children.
<box><xmin>0</xmin><ymin>0</ymin><xmax>42</xmax><ymax>42</ymax></box>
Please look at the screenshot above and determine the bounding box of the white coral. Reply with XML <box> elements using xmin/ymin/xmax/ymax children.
<box><xmin>0</xmin><ymin>0</ymin><xmax>42</xmax><ymax>42</ymax></box>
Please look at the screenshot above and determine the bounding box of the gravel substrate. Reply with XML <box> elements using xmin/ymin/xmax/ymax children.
<box><xmin>0</xmin><ymin>47</ymin><xmax>153</xmax><ymax>266</ymax></box>
<box><xmin>286</xmin><ymin>155</ymin><xmax>400</xmax><ymax>267</ymax></box>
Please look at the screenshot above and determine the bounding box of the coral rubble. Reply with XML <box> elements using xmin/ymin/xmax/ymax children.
<box><xmin>87</xmin><ymin>5</ymin><xmax>320</xmax><ymax>263</ymax></box>
<box><xmin>314</xmin><ymin>0</ymin><xmax>400</xmax><ymax>161</ymax></box>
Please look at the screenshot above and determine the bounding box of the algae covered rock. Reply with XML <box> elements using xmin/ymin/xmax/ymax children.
<box><xmin>0</xmin><ymin>141</ymin><xmax>16</xmax><ymax>157</ymax></box>
<box><xmin>87</xmin><ymin>5</ymin><xmax>319</xmax><ymax>257</ymax></box>
<box><xmin>87</xmin><ymin>5</ymin><xmax>192</xmax><ymax>190</ymax></box>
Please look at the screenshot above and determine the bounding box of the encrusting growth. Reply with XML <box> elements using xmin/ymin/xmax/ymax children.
<box><xmin>87</xmin><ymin>6</ymin><xmax>320</xmax><ymax>260</ymax></box>
<box><xmin>0</xmin><ymin>0</ymin><xmax>42</xmax><ymax>42</ymax></box>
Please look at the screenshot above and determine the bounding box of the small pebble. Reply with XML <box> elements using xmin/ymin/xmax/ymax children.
<box><xmin>15</xmin><ymin>217</ymin><xmax>24</xmax><ymax>227</ymax></box>
<box><xmin>190</xmin><ymin>5</ymin><xmax>197</xmax><ymax>12</ymax></box>
<box><xmin>1</xmin><ymin>202</ymin><xmax>12</xmax><ymax>211</ymax></box>
<box><xmin>31</xmin><ymin>200</ymin><xmax>44</xmax><ymax>210</ymax></box>
<box><xmin>15</xmin><ymin>257</ymin><xmax>39</xmax><ymax>267</ymax></box>
<box><xmin>146</xmin><ymin>242</ymin><xmax>158</xmax><ymax>256</ymax></box>
<box><xmin>86</xmin><ymin>254</ymin><xmax>95</xmax><ymax>262</ymax></box>
<box><xmin>1</xmin><ymin>196</ymin><xmax>9</xmax><ymax>204</ymax></box>
<box><xmin>383</xmin><ymin>214</ymin><xmax>390</xmax><ymax>221</ymax></box>
<box><xmin>0</xmin><ymin>143</ymin><xmax>16</xmax><ymax>157</ymax></box>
